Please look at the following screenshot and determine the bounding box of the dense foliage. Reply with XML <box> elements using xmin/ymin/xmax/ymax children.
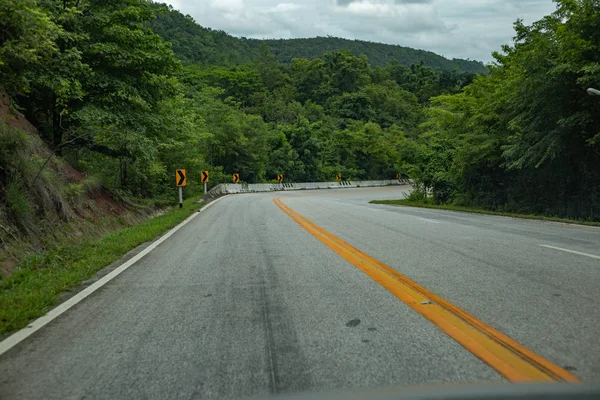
<box><xmin>409</xmin><ymin>0</ymin><xmax>600</xmax><ymax>219</ymax></box>
<box><xmin>1</xmin><ymin>0</ymin><xmax>598</xmax><ymax>226</ymax></box>
<box><xmin>148</xmin><ymin>4</ymin><xmax>487</xmax><ymax>74</ymax></box>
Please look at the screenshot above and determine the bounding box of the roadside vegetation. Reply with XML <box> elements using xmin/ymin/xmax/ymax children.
<box><xmin>0</xmin><ymin>196</ymin><xmax>202</xmax><ymax>336</ymax></box>
<box><xmin>398</xmin><ymin>1</ymin><xmax>600</xmax><ymax>221</ymax></box>
<box><xmin>370</xmin><ymin>199</ymin><xmax>600</xmax><ymax>227</ymax></box>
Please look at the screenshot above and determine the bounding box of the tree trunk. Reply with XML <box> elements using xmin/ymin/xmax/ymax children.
<box><xmin>52</xmin><ymin>106</ymin><xmax>63</xmax><ymax>156</ymax></box>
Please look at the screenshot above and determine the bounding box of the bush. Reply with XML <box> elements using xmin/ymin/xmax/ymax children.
<box><xmin>404</xmin><ymin>186</ymin><xmax>429</xmax><ymax>202</ymax></box>
<box><xmin>64</xmin><ymin>183</ymin><xmax>85</xmax><ymax>202</ymax></box>
<box><xmin>432</xmin><ymin>178</ymin><xmax>454</xmax><ymax>204</ymax></box>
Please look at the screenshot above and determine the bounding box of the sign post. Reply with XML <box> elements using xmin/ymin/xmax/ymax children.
<box><xmin>201</xmin><ymin>170</ymin><xmax>209</xmax><ymax>195</ymax></box>
<box><xmin>176</xmin><ymin>169</ymin><xmax>187</xmax><ymax>208</ymax></box>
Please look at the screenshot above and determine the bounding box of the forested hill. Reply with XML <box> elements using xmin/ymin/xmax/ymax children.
<box><xmin>148</xmin><ymin>4</ymin><xmax>487</xmax><ymax>74</ymax></box>
<box><xmin>148</xmin><ymin>5</ymin><xmax>255</xmax><ymax>66</ymax></box>
<box><xmin>255</xmin><ymin>37</ymin><xmax>486</xmax><ymax>74</ymax></box>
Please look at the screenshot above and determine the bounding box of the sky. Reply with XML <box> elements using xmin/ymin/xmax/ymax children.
<box><xmin>161</xmin><ymin>0</ymin><xmax>557</xmax><ymax>63</ymax></box>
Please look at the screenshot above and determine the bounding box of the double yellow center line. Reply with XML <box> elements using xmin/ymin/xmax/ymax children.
<box><xmin>273</xmin><ymin>197</ymin><xmax>580</xmax><ymax>383</ymax></box>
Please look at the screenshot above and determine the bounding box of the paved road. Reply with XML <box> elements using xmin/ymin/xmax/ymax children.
<box><xmin>1</xmin><ymin>187</ymin><xmax>599</xmax><ymax>399</ymax></box>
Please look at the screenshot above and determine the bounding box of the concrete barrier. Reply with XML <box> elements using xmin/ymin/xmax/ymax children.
<box><xmin>206</xmin><ymin>179</ymin><xmax>411</xmax><ymax>198</ymax></box>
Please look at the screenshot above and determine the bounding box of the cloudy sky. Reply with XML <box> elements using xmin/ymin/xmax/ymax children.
<box><xmin>161</xmin><ymin>0</ymin><xmax>556</xmax><ymax>62</ymax></box>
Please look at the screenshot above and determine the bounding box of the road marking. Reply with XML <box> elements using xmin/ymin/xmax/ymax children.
<box><xmin>273</xmin><ymin>197</ymin><xmax>580</xmax><ymax>383</ymax></box>
<box><xmin>0</xmin><ymin>196</ymin><xmax>229</xmax><ymax>357</ymax></box>
<box><xmin>539</xmin><ymin>245</ymin><xmax>600</xmax><ymax>260</ymax></box>
<box><xmin>418</xmin><ymin>218</ymin><xmax>440</xmax><ymax>224</ymax></box>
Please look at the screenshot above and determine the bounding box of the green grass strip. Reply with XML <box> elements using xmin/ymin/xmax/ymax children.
<box><xmin>0</xmin><ymin>197</ymin><xmax>204</xmax><ymax>336</ymax></box>
<box><xmin>370</xmin><ymin>199</ymin><xmax>600</xmax><ymax>227</ymax></box>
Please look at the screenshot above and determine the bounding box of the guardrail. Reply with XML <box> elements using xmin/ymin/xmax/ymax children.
<box><xmin>206</xmin><ymin>179</ymin><xmax>411</xmax><ymax>198</ymax></box>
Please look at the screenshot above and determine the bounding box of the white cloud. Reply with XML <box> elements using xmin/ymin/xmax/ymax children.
<box><xmin>162</xmin><ymin>0</ymin><xmax>181</xmax><ymax>9</ymax></box>
<box><xmin>269</xmin><ymin>3</ymin><xmax>304</xmax><ymax>13</ymax></box>
<box><xmin>159</xmin><ymin>0</ymin><xmax>557</xmax><ymax>62</ymax></box>
<box><xmin>210</xmin><ymin>0</ymin><xmax>245</xmax><ymax>11</ymax></box>
<box><xmin>342</xmin><ymin>1</ymin><xmax>396</xmax><ymax>17</ymax></box>
<box><xmin>334</xmin><ymin>0</ymin><xmax>451</xmax><ymax>35</ymax></box>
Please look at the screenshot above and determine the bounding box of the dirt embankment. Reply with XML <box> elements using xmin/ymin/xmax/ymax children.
<box><xmin>0</xmin><ymin>92</ymin><xmax>155</xmax><ymax>277</ymax></box>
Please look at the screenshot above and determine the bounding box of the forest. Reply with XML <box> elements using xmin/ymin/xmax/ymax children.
<box><xmin>1</xmin><ymin>0</ymin><xmax>599</xmax><ymax>229</ymax></box>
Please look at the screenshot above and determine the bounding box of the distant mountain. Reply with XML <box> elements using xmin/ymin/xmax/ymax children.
<box><xmin>149</xmin><ymin>4</ymin><xmax>487</xmax><ymax>74</ymax></box>
<box><xmin>255</xmin><ymin>37</ymin><xmax>487</xmax><ymax>74</ymax></box>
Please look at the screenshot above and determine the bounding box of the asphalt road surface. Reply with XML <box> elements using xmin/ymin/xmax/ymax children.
<box><xmin>1</xmin><ymin>186</ymin><xmax>599</xmax><ymax>399</ymax></box>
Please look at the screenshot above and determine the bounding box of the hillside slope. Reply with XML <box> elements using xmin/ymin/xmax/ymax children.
<box><xmin>148</xmin><ymin>4</ymin><xmax>487</xmax><ymax>74</ymax></box>
<box><xmin>0</xmin><ymin>93</ymin><xmax>138</xmax><ymax>276</ymax></box>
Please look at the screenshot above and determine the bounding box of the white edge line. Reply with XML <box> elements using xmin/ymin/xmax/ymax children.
<box><xmin>539</xmin><ymin>244</ymin><xmax>600</xmax><ymax>260</ymax></box>
<box><xmin>0</xmin><ymin>195</ymin><xmax>229</xmax><ymax>357</ymax></box>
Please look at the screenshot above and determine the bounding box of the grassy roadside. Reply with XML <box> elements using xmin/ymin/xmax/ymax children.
<box><xmin>370</xmin><ymin>199</ymin><xmax>600</xmax><ymax>227</ymax></box>
<box><xmin>0</xmin><ymin>197</ymin><xmax>204</xmax><ymax>336</ymax></box>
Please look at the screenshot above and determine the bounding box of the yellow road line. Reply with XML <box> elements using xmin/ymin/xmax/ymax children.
<box><xmin>273</xmin><ymin>197</ymin><xmax>580</xmax><ymax>383</ymax></box>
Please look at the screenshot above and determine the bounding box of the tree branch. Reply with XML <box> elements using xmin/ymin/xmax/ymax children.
<box><xmin>31</xmin><ymin>129</ymin><xmax>89</xmax><ymax>186</ymax></box>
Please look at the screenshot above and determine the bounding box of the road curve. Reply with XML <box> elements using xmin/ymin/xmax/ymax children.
<box><xmin>1</xmin><ymin>187</ymin><xmax>598</xmax><ymax>399</ymax></box>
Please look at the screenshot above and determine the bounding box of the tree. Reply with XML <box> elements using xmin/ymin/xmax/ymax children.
<box><xmin>290</xmin><ymin>58</ymin><xmax>329</xmax><ymax>104</ymax></box>
<box><xmin>323</xmin><ymin>50</ymin><xmax>371</xmax><ymax>94</ymax></box>
<box><xmin>498</xmin><ymin>0</ymin><xmax>600</xmax><ymax>217</ymax></box>
<box><xmin>407</xmin><ymin>0</ymin><xmax>599</xmax><ymax>218</ymax></box>
<box><xmin>360</xmin><ymin>82</ymin><xmax>421</xmax><ymax>129</ymax></box>
<box><xmin>0</xmin><ymin>0</ymin><xmax>62</xmax><ymax>96</ymax></box>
